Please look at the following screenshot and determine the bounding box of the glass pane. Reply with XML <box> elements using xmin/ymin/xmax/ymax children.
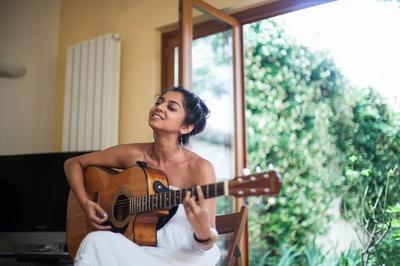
<box><xmin>174</xmin><ymin>30</ymin><xmax>235</xmax><ymax>184</ymax></box>
<box><xmin>244</xmin><ymin>0</ymin><xmax>400</xmax><ymax>264</ymax></box>
<box><xmin>174</xmin><ymin>30</ymin><xmax>235</xmax><ymax>265</ymax></box>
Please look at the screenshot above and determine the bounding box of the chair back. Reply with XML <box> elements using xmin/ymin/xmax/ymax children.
<box><xmin>216</xmin><ymin>205</ymin><xmax>248</xmax><ymax>266</ymax></box>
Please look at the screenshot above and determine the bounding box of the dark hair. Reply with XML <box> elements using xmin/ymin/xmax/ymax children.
<box><xmin>164</xmin><ymin>86</ymin><xmax>210</xmax><ymax>145</ymax></box>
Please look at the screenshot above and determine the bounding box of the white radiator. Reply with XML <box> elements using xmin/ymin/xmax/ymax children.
<box><xmin>63</xmin><ymin>33</ymin><xmax>121</xmax><ymax>151</ymax></box>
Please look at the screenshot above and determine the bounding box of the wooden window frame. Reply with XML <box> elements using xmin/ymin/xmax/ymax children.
<box><xmin>161</xmin><ymin>1</ymin><xmax>334</xmax><ymax>265</ymax></box>
<box><xmin>161</xmin><ymin>0</ymin><xmax>334</xmax><ymax>90</ymax></box>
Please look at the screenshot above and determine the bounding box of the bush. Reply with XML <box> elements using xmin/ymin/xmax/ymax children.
<box><xmin>244</xmin><ymin>19</ymin><xmax>400</xmax><ymax>265</ymax></box>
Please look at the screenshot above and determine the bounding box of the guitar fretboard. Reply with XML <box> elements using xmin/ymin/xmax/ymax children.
<box><xmin>128</xmin><ymin>182</ymin><xmax>226</xmax><ymax>214</ymax></box>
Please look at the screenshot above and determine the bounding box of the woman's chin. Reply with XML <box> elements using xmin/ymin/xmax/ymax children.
<box><xmin>148</xmin><ymin>120</ymin><xmax>162</xmax><ymax>130</ymax></box>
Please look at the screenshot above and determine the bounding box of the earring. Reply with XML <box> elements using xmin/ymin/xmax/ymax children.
<box><xmin>180</xmin><ymin>134</ymin><xmax>183</xmax><ymax>146</ymax></box>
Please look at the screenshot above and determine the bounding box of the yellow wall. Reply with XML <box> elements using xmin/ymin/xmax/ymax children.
<box><xmin>0</xmin><ymin>0</ymin><xmax>60</xmax><ymax>155</ymax></box>
<box><xmin>53</xmin><ymin>0</ymin><xmax>269</xmax><ymax>150</ymax></box>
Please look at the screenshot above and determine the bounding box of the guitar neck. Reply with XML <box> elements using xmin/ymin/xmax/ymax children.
<box><xmin>128</xmin><ymin>182</ymin><xmax>227</xmax><ymax>215</ymax></box>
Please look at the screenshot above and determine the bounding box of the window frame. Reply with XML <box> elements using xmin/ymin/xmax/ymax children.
<box><xmin>161</xmin><ymin>0</ymin><xmax>334</xmax><ymax>90</ymax></box>
<box><xmin>160</xmin><ymin>1</ymin><xmax>334</xmax><ymax>264</ymax></box>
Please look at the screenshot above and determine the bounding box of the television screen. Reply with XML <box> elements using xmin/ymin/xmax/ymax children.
<box><xmin>0</xmin><ymin>152</ymin><xmax>90</xmax><ymax>232</ymax></box>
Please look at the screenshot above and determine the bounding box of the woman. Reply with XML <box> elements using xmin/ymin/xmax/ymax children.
<box><xmin>64</xmin><ymin>86</ymin><xmax>221</xmax><ymax>266</ymax></box>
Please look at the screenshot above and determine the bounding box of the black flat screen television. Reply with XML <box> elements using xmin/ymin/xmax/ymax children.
<box><xmin>0</xmin><ymin>152</ymin><xmax>89</xmax><ymax>238</ymax></box>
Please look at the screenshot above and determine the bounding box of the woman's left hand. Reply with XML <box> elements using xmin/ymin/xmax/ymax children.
<box><xmin>183</xmin><ymin>186</ymin><xmax>212</xmax><ymax>240</ymax></box>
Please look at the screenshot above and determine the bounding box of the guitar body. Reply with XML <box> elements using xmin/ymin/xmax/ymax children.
<box><xmin>66</xmin><ymin>164</ymin><xmax>170</xmax><ymax>259</ymax></box>
<box><xmin>66</xmin><ymin>163</ymin><xmax>283</xmax><ymax>260</ymax></box>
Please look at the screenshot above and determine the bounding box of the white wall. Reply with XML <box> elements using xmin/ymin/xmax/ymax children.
<box><xmin>0</xmin><ymin>0</ymin><xmax>61</xmax><ymax>155</ymax></box>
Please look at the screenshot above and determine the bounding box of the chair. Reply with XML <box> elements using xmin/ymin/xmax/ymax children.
<box><xmin>216</xmin><ymin>205</ymin><xmax>248</xmax><ymax>266</ymax></box>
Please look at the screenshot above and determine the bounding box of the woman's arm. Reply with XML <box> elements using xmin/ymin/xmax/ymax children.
<box><xmin>64</xmin><ymin>144</ymin><xmax>141</xmax><ymax>229</ymax></box>
<box><xmin>183</xmin><ymin>159</ymin><xmax>218</xmax><ymax>250</ymax></box>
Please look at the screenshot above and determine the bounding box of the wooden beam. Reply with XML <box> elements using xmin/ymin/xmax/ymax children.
<box><xmin>178</xmin><ymin>0</ymin><xmax>193</xmax><ymax>88</ymax></box>
<box><xmin>192</xmin><ymin>0</ymin><xmax>239</xmax><ymax>27</ymax></box>
<box><xmin>233</xmin><ymin>23</ymin><xmax>248</xmax><ymax>266</ymax></box>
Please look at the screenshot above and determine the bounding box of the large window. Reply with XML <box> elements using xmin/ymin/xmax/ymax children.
<box><xmin>172</xmin><ymin>31</ymin><xmax>235</xmax><ymax>182</ymax></box>
<box><xmin>242</xmin><ymin>1</ymin><xmax>400</xmax><ymax>265</ymax></box>
<box><xmin>162</xmin><ymin>0</ymin><xmax>400</xmax><ymax>264</ymax></box>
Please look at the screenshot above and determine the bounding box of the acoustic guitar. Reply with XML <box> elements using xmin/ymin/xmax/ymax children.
<box><xmin>66</xmin><ymin>161</ymin><xmax>282</xmax><ymax>259</ymax></box>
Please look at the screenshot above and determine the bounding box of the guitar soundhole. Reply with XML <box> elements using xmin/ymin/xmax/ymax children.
<box><xmin>113</xmin><ymin>195</ymin><xmax>129</xmax><ymax>222</ymax></box>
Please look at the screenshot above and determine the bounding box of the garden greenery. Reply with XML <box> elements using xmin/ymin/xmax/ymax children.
<box><xmin>243</xmin><ymin>20</ymin><xmax>400</xmax><ymax>265</ymax></box>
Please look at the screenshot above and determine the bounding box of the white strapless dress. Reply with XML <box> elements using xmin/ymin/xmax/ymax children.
<box><xmin>74</xmin><ymin>203</ymin><xmax>221</xmax><ymax>266</ymax></box>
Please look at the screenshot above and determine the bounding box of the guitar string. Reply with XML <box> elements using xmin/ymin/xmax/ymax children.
<box><xmin>68</xmin><ymin>179</ymin><xmax>265</xmax><ymax>218</ymax></box>
<box><xmin>67</xmin><ymin>185</ymin><xmax>273</xmax><ymax>220</ymax></box>
<box><xmin>76</xmin><ymin>182</ymin><xmax>225</xmax><ymax>210</ymax></box>
<box><xmin>66</xmin><ymin>189</ymin><xmax>202</xmax><ymax>219</ymax></box>
<box><xmin>67</xmin><ymin>186</ymin><xmax>223</xmax><ymax>219</ymax></box>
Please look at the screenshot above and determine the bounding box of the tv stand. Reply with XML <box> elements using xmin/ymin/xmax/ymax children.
<box><xmin>0</xmin><ymin>242</ymin><xmax>73</xmax><ymax>266</ymax></box>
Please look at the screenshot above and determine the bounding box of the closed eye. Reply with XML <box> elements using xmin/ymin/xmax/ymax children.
<box><xmin>154</xmin><ymin>97</ymin><xmax>163</xmax><ymax>106</ymax></box>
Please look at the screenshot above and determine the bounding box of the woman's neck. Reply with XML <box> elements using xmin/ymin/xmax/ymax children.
<box><xmin>151</xmin><ymin>135</ymin><xmax>184</xmax><ymax>166</ymax></box>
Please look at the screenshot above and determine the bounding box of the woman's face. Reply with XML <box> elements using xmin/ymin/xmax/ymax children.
<box><xmin>148</xmin><ymin>91</ymin><xmax>189</xmax><ymax>134</ymax></box>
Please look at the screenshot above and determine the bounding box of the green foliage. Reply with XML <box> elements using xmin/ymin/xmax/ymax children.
<box><xmin>244</xmin><ymin>19</ymin><xmax>346</xmax><ymax>263</ymax></box>
<box><xmin>249</xmin><ymin>239</ymin><xmax>362</xmax><ymax>266</ymax></box>
<box><xmin>372</xmin><ymin>201</ymin><xmax>400</xmax><ymax>264</ymax></box>
<box><xmin>244</xmin><ymin>18</ymin><xmax>400</xmax><ymax>265</ymax></box>
<box><xmin>388</xmin><ymin>203</ymin><xmax>400</xmax><ymax>240</ymax></box>
<box><xmin>340</xmin><ymin>91</ymin><xmax>400</xmax><ymax>219</ymax></box>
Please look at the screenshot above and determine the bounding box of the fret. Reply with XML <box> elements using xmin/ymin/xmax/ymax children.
<box><xmin>142</xmin><ymin>196</ymin><xmax>144</xmax><ymax>213</ymax></box>
<box><xmin>168</xmin><ymin>190</ymin><xmax>172</xmax><ymax>208</ymax></box>
<box><xmin>163</xmin><ymin>193</ymin><xmax>166</xmax><ymax>209</ymax></box>
<box><xmin>130</xmin><ymin>197</ymin><xmax>132</xmax><ymax>214</ymax></box>
<box><xmin>152</xmin><ymin>195</ymin><xmax>155</xmax><ymax>211</ymax></box>
<box><xmin>136</xmin><ymin>197</ymin><xmax>138</xmax><ymax>214</ymax></box>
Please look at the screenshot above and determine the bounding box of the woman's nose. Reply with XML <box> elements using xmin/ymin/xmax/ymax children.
<box><xmin>155</xmin><ymin>103</ymin><xmax>166</xmax><ymax>112</ymax></box>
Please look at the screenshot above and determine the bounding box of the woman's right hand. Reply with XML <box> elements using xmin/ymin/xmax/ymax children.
<box><xmin>82</xmin><ymin>199</ymin><xmax>111</xmax><ymax>230</ymax></box>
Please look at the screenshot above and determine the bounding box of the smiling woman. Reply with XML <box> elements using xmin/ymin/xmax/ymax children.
<box><xmin>64</xmin><ymin>86</ymin><xmax>221</xmax><ymax>266</ymax></box>
<box><xmin>151</xmin><ymin>87</ymin><xmax>210</xmax><ymax>146</ymax></box>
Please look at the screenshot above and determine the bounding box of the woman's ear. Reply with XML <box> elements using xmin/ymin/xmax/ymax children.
<box><xmin>180</xmin><ymin>124</ymin><xmax>194</xmax><ymax>135</ymax></box>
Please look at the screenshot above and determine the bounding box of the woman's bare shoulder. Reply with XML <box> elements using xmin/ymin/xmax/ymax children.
<box><xmin>186</xmin><ymin>150</ymin><xmax>216</xmax><ymax>185</ymax></box>
<box><xmin>112</xmin><ymin>142</ymin><xmax>153</xmax><ymax>165</ymax></box>
<box><xmin>68</xmin><ymin>142</ymin><xmax>152</xmax><ymax>169</ymax></box>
